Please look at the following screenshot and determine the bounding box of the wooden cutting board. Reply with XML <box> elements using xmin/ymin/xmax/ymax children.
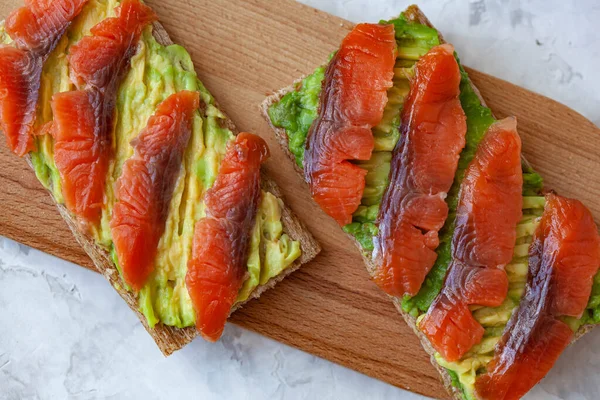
<box><xmin>1</xmin><ymin>0</ymin><xmax>599</xmax><ymax>398</ymax></box>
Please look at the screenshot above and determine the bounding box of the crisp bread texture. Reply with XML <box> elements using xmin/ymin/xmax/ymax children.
<box><xmin>260</xmin><ymin>5</ymin><xmax>595</xmax><ymax>399</ymax></box>
<box><xmin>24</xmin><ymin>20</ymin><xmax>320</xmax><ymax>356</ymax></box>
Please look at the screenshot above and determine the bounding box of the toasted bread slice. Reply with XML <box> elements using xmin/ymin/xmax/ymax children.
<box><xmin>24</xmin><ymin>20</ymin><xmax>320</xmax><ymax>356</ymax></box>
<box><xmin>260</xmin><ymin>5</ymin><xmax>594</xmax><ymax>399</ymax></box>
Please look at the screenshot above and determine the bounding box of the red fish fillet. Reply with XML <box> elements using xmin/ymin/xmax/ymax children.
<box><xmin>0</xmin><ymin>0</ymin><xmax>88</xmax><ymax>156</ymax></box>
<box><xmin>186</xmin><ymin>133</ymin><xmax>269</xmax><ymax>341</ymax></box>
<box><xmin>52</xmin><ymin>90</ymin><xmax>107</xmax><ymax>224</ymax></box>
<box><xmin>475</xmin><ymin>193</ymin><xmax>600</xmax><ymax>400</ymax></box>
<box><xmin>110</xmin><ymin>91</ymin><xmax>199</xmax><ymax>291</ymax></box>
<box><xmin>53</xmin><ymin>0</ymin><xmax>156</xmax><ymax>226</ymax></box>
<box><xmin>0</xmin><ymin>48</ymin><xmax>41</xmax><ymax>155</ymax></box>
<box><xmin>304</xmin><ymin>23</ymin><xmax>397</xmax><ymax>226</ymax></box>
<box><xmin>420</xmin><ymin>118</ymin><xmax>523</xmax><ymax>362</ymax></box>
<box><xmin>373</xmin><ymin>44</ymin><xmax>466</xmax><ymax>297</ymax></box>
<box><xmin>5</xmin><ymin>0</ymin><xmax>88</xmax><ymax>54</ymax></box>
<box><xmin>68</xmin><ymin>0</ymin><xmax>156</xmax><ymax>90</ymax></box>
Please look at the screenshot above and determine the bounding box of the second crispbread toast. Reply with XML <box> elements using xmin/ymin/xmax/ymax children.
<box><xmin>260</xmin><ymin>5</ymin><xmax>596</xmax><ymax>400</ymax></box>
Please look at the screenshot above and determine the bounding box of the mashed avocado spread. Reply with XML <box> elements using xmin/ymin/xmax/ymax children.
<box><xmin>268</xmin><ymin>13</ymin><xmax>600</xmax><ymax>400</ymax></box>
<box><xmin>3</xmin><ymin>0</ymin><xmax>301</xmax><ymax>329</ymax></box>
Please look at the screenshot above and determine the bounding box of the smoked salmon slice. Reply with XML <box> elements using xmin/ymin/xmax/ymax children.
<box><xmin>5</xmin><ymin>0</ymin><xmax>88</xmax><ymax>54</ymax></box>
<box><xmin>0</xmin><ymin>0</ymin><xmax>88</xmax><ymax>156</ymax></box>
<box><xmin>68</xmin><ymin>0</ymin><xmax>156</xmax><ymax>90</ymax></box>
<box><xmin>0</xmin><ymin>48</ymin><xmax>41</xmax><ymax>156</ymax></box>
<box><xmin>52</xmin><ymin>0</ymin><xmax>156</xmax><ymax>226</ymax></box>
<box><xmin>52</xmin><ymin>90</ymin><xmax>107</xmax><ymax>223</ymax></box>
<box><xmin>373</xmin><ymin>44</ymin><xmax>466</xmax><ymax>298</ymax></box>
<box><xmin>475</xmin><ymin>193</ymin><xmax>600</xmax><ymax>400</ymax></box>
<box><xmin>186</xmin><ymin>133</ymin><xmax>269</xmax><ymax>341</ymax></box>
<box><xmin>304</xmin><ymin>23</ymin><xmax>397</xmax><ymax>226</ymax></box>
<box><xmin>420</xmin><ymin>118</ymin><xmax>523</xmax><ymax>362</ymax></box>
<box><xmin>111</xmin><ymin>91</ymin><xmax>199</xmax><ymax>291</ymax></box>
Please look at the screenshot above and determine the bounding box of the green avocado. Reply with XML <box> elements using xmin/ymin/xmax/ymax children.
<box><xmin>268</xmin><ymin>65</ymin><xmax>325</xmax><ymax>167</ymax></box>
<box><xmin>15</xmin><ymin>0</ymin><xmax>301</xmax><ymax>330</ymax></box>
<box><xmin>358</xmin><ymin>152</ymin><xmax>392</xmax><ymax>206</ymax></box>
<box><xmin>587</xmin><ymin>274</ymin><xmax>600</xmax><ymax>323</ymax></box>
<box><xmin>237</xmin><ymin>192</ymin><xmax>301</xmax><ymax>302</ymax></box>
<box><xmin>343</xmin><ymin>222</ymin><xmax>378</xmax><ymax>252</ymax></box>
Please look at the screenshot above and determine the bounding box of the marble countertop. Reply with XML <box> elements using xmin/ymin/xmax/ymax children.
<box><xmin>1</xmin><ymin>1</ymin><xmax>599</xmax><ymax>399</ymax></box>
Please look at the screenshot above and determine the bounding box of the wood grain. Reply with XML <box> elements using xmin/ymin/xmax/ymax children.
<box><xmin>0</xmin><ymin>0</ymin><xmax>598</xmax><ymax>398</ymax></box>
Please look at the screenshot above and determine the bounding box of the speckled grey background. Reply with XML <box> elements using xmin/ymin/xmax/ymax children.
<box><xmin>1</xmin><ymin>1</ymin><xmax>599</xmax><ymax>399</ymax></box>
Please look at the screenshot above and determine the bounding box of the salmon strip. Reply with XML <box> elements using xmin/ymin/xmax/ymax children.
<box><xmin>475</xmin><ymin>193</ymin><xmax>600</xmax><ymax>400</ymax></box>
<box><xmin>0</xmin><ymin>48</ymin><xmax>41</xmax><ymax>155</ymax></box>
<box><xmin>52</xmin><ymin>0</ymin><xmax>156</xmax><ymax>226</ymax></box>
<box><xmin>186</xmin><ymin>133</ymin><xmax>269</xmax><ymax>341</ymax></box>
<box><xmin>420</xmin><ymin>118</ymin><xmax>523</xmax><ymax>361</ymax></box>
<box><xmin>373</xmin><ymin>44</ymin><xmax>466</xmax><ymax>297</ymax></box>
<box><xmin>52</xmin><ymin>90</ymin><xmax>107</xmax><ymax>223</ymax></box>
<box><xmin>5</xmin><ymin>0</ymin><xmax>88</xmax><ymax>54</ymax></box>
<box><xmin>68</xmin><ymin>0</ymin><xmax>156</xmax><ymax>90</ymax></box>
<box><xmin>304</xmin><ymin>23</ymin><xmax>397</xmax><ymax>226</ymax></box>
<box><xmin>110</xmin><ymin>91</ymin><xmax>199</xmax><ymax>291</ymax></box>
<box><xmin>0</xmin><ymin>0</ymin><xmax>88</xmax><ymax>156</ymax></box>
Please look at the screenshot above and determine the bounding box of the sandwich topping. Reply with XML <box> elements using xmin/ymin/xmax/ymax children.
<box><xmin>475</xmin><ymin>193</ymin><xmax>600</xmax><ymax>400</ymax></box>
<box><xmin>0</xmin><ymin>0</ymin><xmax>302</xmax><ymax>337</ymax></box>
<box><xmin>419</xmin><ymin>118</ymin><xmax>523</xmax><ymax>362</ymax></box>
<box><xmin>186</xmin><ymin>133</ymin><xmax>269</xmax><ymax>341</ymax></box>
<box><xmin>0</xmin><ymin>0</ymin><xmax>89</xmax><ymax>156</ymax></box>
<box><xmin>111</xmin><ymin>90</ymin><xmax>199</xmax><ymax>292</ymax></box>
<box><xmin>269</xmin><ymin>15</ymin><xmax>442</xmax><ymax>251</ymax></box>
<box><xmin>373</xmin><ymin>43</ymin><xmax>466</xmax><ymax>298</ymax></box>
<box><xmin>304</xmin><ymin>23</ymin><xmax>396</xmax><ymax>226</ymax></box>
<box><xmin>52</xmin><ymin>0</ymin><xmax>157</xmax><ymax>227</ymax></box>
<box><xmin>434</xmin><ymin>194</ymin><xmax>545</xmax><ymax>398</ymax></box>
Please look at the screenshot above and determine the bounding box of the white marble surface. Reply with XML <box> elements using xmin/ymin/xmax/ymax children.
<box><xmin>1</xmin><ymin>1</ymin><xmax>599</xmax><ymax>399</ymax></box>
